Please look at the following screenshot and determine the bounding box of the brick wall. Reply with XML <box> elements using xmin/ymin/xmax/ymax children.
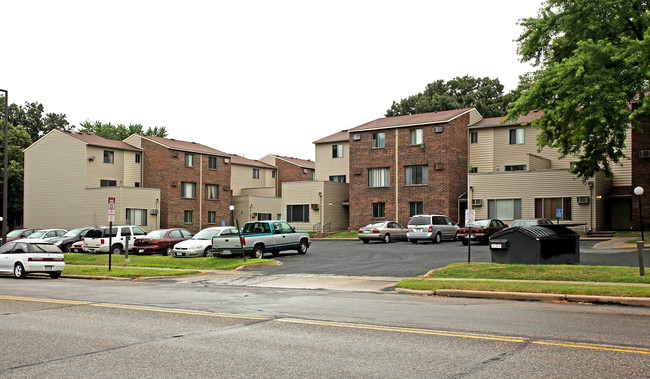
<box><xmin>141</xmin><ymin>139</ymin><xmax>232</xmax><ymax>233</ymax></box>
<box><xmin>276</xmin><ymin>158</ymin><xmax>314</xmax><ymax>197</ymax></box>
<box><xmin>349</xmin><ymin>114</ymin><xmax>469</xmax><ymax>229</ymax></box>
<box><xmin>632</xmin><ymin>113</ymin><xmax>650</xmax><ymax>230</ymax></box>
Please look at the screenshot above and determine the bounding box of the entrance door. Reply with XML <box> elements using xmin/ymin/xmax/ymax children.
<box><xmin>608</xmin><ymin>198</ymin><xmax>632</xmax><ymax>230</ymax></box>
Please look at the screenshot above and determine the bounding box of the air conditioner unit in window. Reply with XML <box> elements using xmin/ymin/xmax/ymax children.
<box><xmin>311</xmin><ymin>203</ymin><xmax>319</xmax><ymax>210</ymax></box>
<box><xmin>353</xmin><ymin>134</ymin><xmax>361</xmax><ymax>140</ymax></box>
<box><xmin>224</xmin><ymin>158</ymin><xmax>230</xmax><ymax>164</ymax></box>
<box><xmin>434</xmin><ymin>126</ymin><xmax>443</xmax><ymax>133</ymax></box>
<box><xmin>252</xmin><ymin>213</ymin><xmax>258</xmax><ymax>218</ymax></box>
<box><xmin>171</xmin><ymin>181</ymin><xmax>178</xmax><ymax>187</ymax></box>
<box><xmin>434</xmin><ymin>163</ymin><xmax>444</xmax><ymax>170</ymax></box>
<box><xmin>577</xmin><ymin>196</ymin><xmax>590</xmax><ymax>204</ymax></box>
<box><xmin>150</xmin><ymin>209</ymin><xmax>159</xmax><ymax>215</ymax></box>
<box><xmin>639</xmin><ymin>150</ymin><xmax>650</xmax><ymax>158</ymax></box>
<box><xmin>472</xmin><ymin>199</ymin><xmax>482</xmax><ymax>206</ymax></box>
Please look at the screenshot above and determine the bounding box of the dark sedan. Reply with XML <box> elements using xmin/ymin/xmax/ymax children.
<box><xmin>133</xmin><ymin>228</ymin><xmax>192</xmax><ymax>255</ymax></box>
<box><xmin>45</xmin><ymin>227</ymin><xmax>93</xmax><ymax>252</ymax></box>
<box><xmin>458</xmin><ymin>219</ymin><xmax>508</xmax><ymax>245</ymax></box>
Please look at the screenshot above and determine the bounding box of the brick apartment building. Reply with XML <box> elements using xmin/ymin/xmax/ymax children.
<box><xmin>259</xmin><ymin>154</ymin><xmax>315</xmax><ymax>197</ymax></box>
<box><xmin>347</xmin><ymin>108</ymin><xmax>481</xmax><ymax>229</ymax></box>
<box><xmin>124</xmin><ymin>135</ymin><xmax>232</xmax><ymax>233</ymax></box>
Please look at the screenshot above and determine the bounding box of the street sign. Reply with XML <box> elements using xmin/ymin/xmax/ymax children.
<box><xmin>108</xmin><ymin>197</ymin><xmax>116</xmax><ymax>222</ymax></box>
<box><xmin>465</xmin><ymin>209</ymin><xmax>476</xmax><ymax>227</ymax></box>
<box><xmin>556</xmin><ymin>209</ymin><xmax>563</xmax><ymax>218</ymax></box>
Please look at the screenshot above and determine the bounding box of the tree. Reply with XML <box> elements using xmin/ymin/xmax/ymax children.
<box><xmin>78</xmin><ymin>121</ymin><xmax>168</xmax><ymax>140</ymax></box>
<box><xmin>0</xmin><ymin>120</ymin><xmax>32</xmax><ymax>229</ymax></box>
<box><xmin>385</xmin><ymin>76</ymin><xmax>514</xmax><ymax>118</ymax></box>
<box><xmin>8</xmin><ymin>101</ymin><xmax>72</xmax><ymax>142</ymax></box>
<box><xmin>507</xmin><ymin>0</ymin><xmax>650</xmax><ymax>181</ymax></box>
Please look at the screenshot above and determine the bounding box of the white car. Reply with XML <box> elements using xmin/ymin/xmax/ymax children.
<box><xmin>172</xmin><ymin>226</ymin><xmax>238</xmax><ymax>257</ymax></box>
<box><xmin>0</xmin><ymin>241</ymin><xmax>65</xmax><ymax>279</ymax></box>
<box><xmin>22</xmin><ymin>229</ymin><xmax>67</xmax><ymax>241</ymax></box>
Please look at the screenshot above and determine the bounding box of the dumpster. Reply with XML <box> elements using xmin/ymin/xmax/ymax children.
<box><xmin>489</xmin><ymin>225</ymin><xmax>580</xmax><ymax>264</ymax></box>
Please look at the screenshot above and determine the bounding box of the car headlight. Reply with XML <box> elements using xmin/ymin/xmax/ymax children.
<box><xmin>54</xmin><ymin>240</ymin><xmax>63</xmax><ymax>245</ymax></box>
<box><xmin>190</xmin><ymin>244</ymin><xmax>204</xmax><ymax>250</ymax></box>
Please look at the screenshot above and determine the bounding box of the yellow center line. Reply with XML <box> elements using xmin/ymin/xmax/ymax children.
<box><xmin>3</xmin><ymin>295</ymin><xmax>649</xmax><ymax>355</ymax></box>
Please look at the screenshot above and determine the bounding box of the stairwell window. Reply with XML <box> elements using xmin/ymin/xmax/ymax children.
<box><xmin>253</xmin><ymin>168</ymin><xmax>260</xmax><ymax>179</ymax></box>
<box><xmin>185</xmin><ymin>153</ymin><xmax>194</xmax><ymax>167</ymax></box>
<box><xmin>208</xmin><ymin>156</ymin><xmax>217</xmax><ymax>169</ymax></box>
<box><xmin>184</xmin><ymin>210</ymin><xmax>194</xmax><ymax>223</ymax></box>
<box><xmin>103</xmin><ymin>150</ymin><xmax>114</xmax><ymax>164</ymax></box>
<box><xmin>208</xmin><ymin>211</ymin><xmax>217</xmax><ymax>224</ymax></box>
<box><xmin>372</xmin><ymin>202</ymin><xmax>385</xmax><ymax>218</ymax></box>
<box><xmin>332</xmin><ymin>144</ymin><xmax>343</xmax><ymax>158</ymax></box>
<box><xmin>470</xmin><ymin>131</ymin><xmax>478</xmax><ymax>144</ymax></box>
<box><xmin>409</xmin><ymin>201</ymin><xmax>423</xmax><ymax>216</ymax></box>
<box><xmin>509</xmin><ymin>129</ymin><xmax>525</xmax><ymax>145</ymax></box>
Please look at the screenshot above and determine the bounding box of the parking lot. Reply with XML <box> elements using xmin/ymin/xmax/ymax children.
<box><xmin>250</xmin><ymin>239</ymin><xmax>649</xmax><ymax>277</ymax></box>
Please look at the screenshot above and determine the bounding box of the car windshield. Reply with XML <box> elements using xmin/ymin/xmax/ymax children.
<box><xmin>26</xmin><ymin>230</ymin><xmax>47</xmax><ymax>238</ymax></box>
<box><xmin>192</xmin><ymin>229</ymin><xmax>223</xmax><ymax>239</ymax></box>
<box><xmin>144</xmin><ymin>230</ymin><xmax>167</xmax><ymax>238</ymax></box>
<box><xmin>62</xmin><ymin>228</ymin><xmax>84</xmax><ymax>237</ymax></box>
<box><xmin>539</xmin><ymin>219</ymin><xmax>553</xmax><ymax>225</ymax></box>
<box><xmin>473</xmin><ymin>220</ymin><xmax>491</xmax><ymax>227</ymax></box>
<box><xmin>409</xmin><ymin>216</ymin><xmax>430</xmax><ymax>226</ymax></box>
<box><xmin>7</xmin><ymin>230</ymin><xmax>25</xmax><ymax>238</ymax></box>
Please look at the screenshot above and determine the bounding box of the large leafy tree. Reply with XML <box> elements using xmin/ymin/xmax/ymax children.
<box><xmin>78</xmin><ymin>121</ymin><xmax>168</xmax><ymax>140</ymax></box>
<box><xmin>0</xmin><ymin>120</ymin><xmax>33</xmax><ymax>229</ymax></box>
<box><xmin>507</xmin><ymin>0</ymin><xmax>650</xmax><ymax>180</ymax></box>
<box><xmin>386</xmin><ymin>76</ymin><xmax>514</xmax><ymax>118</ymax></box>
<box><xmin>8</xmin><ymin>101</ymin><xmax>72</xmax><ymax>141</ymax></box>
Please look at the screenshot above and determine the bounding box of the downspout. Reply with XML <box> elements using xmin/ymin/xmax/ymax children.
<box><xmin>395</xmin><ymin>129</ymin><xmax>399</xmax><ymax>223</ymax></box>
<box><xmin>199</xmin><ymin>155</ymin><xmax>203</xmax><ymax>231</ymax></box>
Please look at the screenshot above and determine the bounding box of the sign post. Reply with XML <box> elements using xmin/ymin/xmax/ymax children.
<box><xmin>556</xmin><ymin>208</ymin><xmax>563</xmax><ymax>224</ymax></box>
<box><xmin>108</xmin><ymin>197</ymin><xmax>115</xmax><ymax>271</ymax></box>
<box><xmin>465</xmin><ymin>209</ymin><xmax>476</xmax><ymax>263</ymax></box>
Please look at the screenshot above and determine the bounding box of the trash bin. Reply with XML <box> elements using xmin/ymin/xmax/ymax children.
<box><xmin>489</xmin><ymin>225</ymin><xmax>580</xmax><ymax>264</ymax></box>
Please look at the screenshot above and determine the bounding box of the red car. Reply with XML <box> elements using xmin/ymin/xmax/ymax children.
<box><xmin>458</xmin><ymin>219</ymin><xmax>508</xmax><ymax>245</ymax></box>
<box><xmin>132</xmin><ymin>228</ymin><xmax>192</xmax><ymax>255</ymax></box>
<box><xmin>5</xmin><ymin>228</ymin><xmax>42</xmax><ymax>244</ymax></box>
<box><xmin>69</xmin><ymin>240</ymin><xmax>85</xmax><ymax>253</ymax></box>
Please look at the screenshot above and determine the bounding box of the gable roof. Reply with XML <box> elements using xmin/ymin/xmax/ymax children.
<box><xmin>229</xmin><ymin>154</ymin><xmax>276</xmax><ymax>169</ymax></box>
<box><xmin>57</xmin><ymin>130</ymin><xmax>142</xmax><ymax>151</ymax></box>
<box><xmin>133</xmin><ymin>135</ymin><xmax>229</xmax><ymax>157</ymax></box>
<box><xmin>470</xmin><ymin>110</ymin><xmax>544</xmax><ymax>128</ymax></box>
<box><xmin>348</xmin><ymin>108</ymin><xmax>478</xmax><ymax>132</ymax></box>
<box><xmin>313</xmin><ymin>130</ymin><xmax>349</xmax><ymax>144</ymax></box>
<box><xmin>271</xmin><ymin>154</ymin><xmax>315</xmax><ymax>169</ymax></box>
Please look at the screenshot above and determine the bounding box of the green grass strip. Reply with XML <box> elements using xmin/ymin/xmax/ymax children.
<box><xmin>64</xmin><ymin>253</ymin><xmax>273</xmax><ymax>270</ymax></box>
<box><xmin>64</xmin><ymin>265</ymin><xmax>200</xmax><ymax>278</ymax></box>
<box><xmin>324</xmin><ymin>231</ymin><xmax>359</xmax><ymax>238</ymax></box>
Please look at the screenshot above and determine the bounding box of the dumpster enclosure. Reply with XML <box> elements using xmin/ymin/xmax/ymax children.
<box><xmin>489</xmin><ymin>225</ymin><xmax>580</xmax><ymax>264</ymax></box>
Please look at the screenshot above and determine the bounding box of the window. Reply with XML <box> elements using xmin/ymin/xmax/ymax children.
<box><xmin>372</xmin><ymin>132</ymin><xmax>385</xmax><ymax>148</ymax></box>
<box><xmin>332</xmin><ymin>144</ymin><xmax>343</xmax><ymax>158</ymax></box>
<box><xmin>535</xmin><ymin>197</ymin><xmax>572</xmax><ymax>220</ymax></box>
<box><xmin>329</xmin><ymin>175</ymin><xmax>346</xmax><ymax>183</ymax></box>
<box><xmin>208</xmin><ymin>211</ymin><xmax>216</xmax><ymax>224</ymax></box>
<box><xmin>488</xmin><ymin>199</ymin><xmax>522</xmax><ymax>220</ymax></box>
<box><xmin>100</xmin><ymin>179</ymin><xmax>117</xmax><ymax>187</ymax></box>
<box><xmin>409</xmin><ymin>129</ymin><xmax>423</xmax><ymax>145</ymax></box>
<box><xmin>185</xmin><ymin>153</ymin><xmax>194</xmax><ymax>167</ymax></box>
<box><xmin>272</xmin><ymin>170</ymin><xmax>276</xmax><ymax>178</ymax></box>
<box><xmin>103</xmin><ymin>150</ymin><xmax>114</xmax><ymax>164</ymax></box>
<box><xmin>135</xmin><ymin>182</ymin><xmax>141</xmax><ymax>187</ymax></box>
<box><xmin>368</xmin><ymin>168</ymin><xmax>390</xmax><ymax>187</ymax></box>
<box><xmin>205</xmin><ymin>184</ymin><xmax>219</xmax><ymax>200</ymax></box>
<box><xmin>469</xmin><ymin>167</ymin><xmax>478</xmax><ymax>173</ymax></box>
<box><xmin>184</xmin><ymin>211</ymin><xmax>193</xmax><ymax>223</ymax></box>
<box><xmin>509</xmin><ymin>128</ymin><xmax>524</xmax><ymax>145</ymax></box>
<box><xmin>287</xmin><ymin>205</ymin><xmax>309</xmax><ymax>223</ymax></box>
<box><xmin>208</xmin><ymin>156</ymin><xmax>217</xmax><ymax>169</ymax></box>
<box><xmin>125</xmin><ymin>208</ymin><xmax>147</xmax><ymax>226</ymax></box>
<box><xmin>181</xmin><ymin>182</ymin><xmax>196</xmax><ymax>198</ymax></box>
<box><xmin>470</xmin><ymin>131</ymin><xmax>478</xmax><ymax>144</ymax></box>
<box><xmin>505</xmin><ymin>165</ymin><xmax>526</xmax><ymax>172</ymax></box>
<box><xmin>135</xmin><ymin>153</ymin><xmax>141</xmax><ymax>163</ymax></box>
<box><xmin>405</xmin><ymin>165</ymin><xmax>428</xmax><ymax>185</ymax></box>
<box><xmin>409</xmin><ymin>201</ymin><xmax>423</xmax><ymax>216</ymax></box>
<box><xmin>253</xmin><ymin>168</ymin><xmax>260</xmax><ymax>179</ymax></box>
<box><xmin>258</xmin><ymin>213</ymin><xmax>272</xmax><ymax>221</ymax></box>
<box><xmin>372</xmin><ymin>202</ymin><xmax>385</xmax><ymax>218</ymax></box>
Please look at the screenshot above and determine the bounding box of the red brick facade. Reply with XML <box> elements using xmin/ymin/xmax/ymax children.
<box><xmin>141</xmin><ymin>140</ymin><xmax>231</xmax><ymax>233</ymax></box>
<box><xmin>275</xmin><ymin>159</ymin><xmax>315</xmax><ymax>197</ymax></box>
<box><xmin>349</xmin><ymin>114</ymin><xmax>469</xmax><ymax>229</ymax></box>
<box><xmin>632</xmin><ymin>113</ymin><xmax>650</xmax><ymax>230</ymax></box>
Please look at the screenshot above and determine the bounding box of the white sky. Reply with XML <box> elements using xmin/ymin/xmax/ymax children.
<box><xmin>2</xmin><ymin>0</ymin><xmax>542</xmax><ymax>161</ymax></box>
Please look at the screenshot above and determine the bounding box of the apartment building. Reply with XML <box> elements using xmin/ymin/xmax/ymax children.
<box><xmin>23</xmin><ymin>130</ymin><xmax>160</xmax><ymax>230</ymax></box>
<box><xmin>347</xmin><ymin>108</ymin><xmax>481</xmax><ymax>229</ymax></box>
<box><xmin>259</xmin><ymin>154</ymin><xmax>315</xmax><ymax>197</ymax></box>
<box><xmin>314</xmin><ymin>130</ymin><xmax>349</xmax><ymax>183</ymax></box>
<box><xmin>229</xmin><ymin>154</ymin><xmax>281</xmax><ymax>227</ymax></box>
<box><xmin>124</xmin><ymin>135</ymin><xmax>231</xmax><ymax>233</ymax></box>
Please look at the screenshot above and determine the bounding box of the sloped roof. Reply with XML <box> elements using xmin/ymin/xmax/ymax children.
<box><xmin>59</xmin><ymin>130</ymin><xmax>142</xmax><ymax>151</ymax></box>
<box><xmin>229</xmin><ymin>154</ymin><xmax>276</xmax><ymax>169</ymax></box>
<box><xmin>313</xmin><ymin>130</ymin><xmax>349</xmax><ymax>144</ymax></box>
<box><xmin>135</xmin><ymin>135</ymin><xmax>229</xmax><ymax>156</ymax></box>
<box><xmin>471</xmin><ymin>110</ymin><xmax>544</xmax><ymax>128</ymax></box>
<box><xmin>273</xmin><ymin>155</ymin><xmax>315</xmax><ymax>169</ymax></box>
<box><xmin>348</xmin><ymin>108</ymin><xmax>476</xmax><ymax>132</ymax></box>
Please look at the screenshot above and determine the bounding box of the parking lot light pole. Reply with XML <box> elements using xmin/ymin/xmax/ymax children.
<box><xmin>229</xmin><ymin>205</ymin><xmax>235</xmax><ymax>227</ymax></box>
<box><xmin>1</xmin><ymin>89</ymin><xmax>8</xmax><ymax>246</ymax></box>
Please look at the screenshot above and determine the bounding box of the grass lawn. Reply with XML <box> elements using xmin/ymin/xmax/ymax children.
<box><xmin>324</xmin><ymin>231</ymin><xmax>358</xmax><ymax>238</ymax></box>
<box><xmin>613</xmin><ymin>231</ymin><xmax>649</xmax><ymax>244</ymax></box>
<box><xmin>65</xmin><ymin>253</ymin><xmax>274</xmax><ymax>271</ymax></box>
<box><xmin>397</xmin><ymin>263</ymin><xmax>650</xmax><ymax>297</ymax></box>
<box><xmin>64</xmin><ymin>266</ymin><xmax>200</xmax><ymax>278</ymax></box>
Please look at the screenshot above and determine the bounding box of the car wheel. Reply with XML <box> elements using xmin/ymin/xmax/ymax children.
<box><xmin>383</xmin><ymin>234</ymin><xmax>391</xmax><ymax>243</ymax></box>
<box><xmin>63</xmin><ymin>243</ymin><xmax>72</xmax><ymax>252</ymax></box>
<box><xmin>454</xmin><ymin>232</ymin><xmax>459</xmax><ymax>241</ymax></box>
<box><xmin>49</xmin><ymin>271</ymin><xmax>61</xmax><ymax>279</ymax></box>
<box><xmin>253</xmin><ymin>245</ymin><xmax>265</xmax><ymax>259</ymax></box>
<box><xmin>461</xmin><ymin>240</ymin><xmax>468</xmax><ymax>246</ymax></box>
<box><xmin>434</xmin><ymin>233</ymin><xmax>442</xmax><ymax>244</ymax></box>
<box><xmin>204</xmin><ymin>248</ymin><xmax>213</xmax><ymax>257</ymax></box>
<box><xmin>166</xmin><ymin>246</ymin><xmax>174</xmax><ymax>256</ymax></box>
<box><xmin>111</xmin><ymin>245</ymin><xmax>123</xmax><ymax>255</ymax></box>
<box><xmin>297</xmin><ymin>240</ymin><xmax>308</xmax><ymax>254</ymax></box>
<box><xmin>362</xmin><ymin>239</ymin><xmax>369</xmax><ymax>244</ymax></box>
<box><xmin>14</xmin><ymin>263</ymin><xmax>26</xmax><ymax>279</ymax></box>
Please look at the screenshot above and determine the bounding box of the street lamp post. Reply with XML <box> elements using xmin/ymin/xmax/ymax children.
<box><xmin>229</xmin><ymin>205</ymin><xmax>235</xmax><ymax>227</ymax></box>
<box><xmin>1</xmin><ymin>89</ymin><xmax>8</xmax><ymax>246</ymax></box>
<box><xmin>634</xmin><ymin>186</ymin><xmax>645</xmax><ymax>276</ymax></box>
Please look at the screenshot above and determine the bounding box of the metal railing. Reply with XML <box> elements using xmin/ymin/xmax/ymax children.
<box><xmin>313</xmin><ymin>223</ymin><xmax>321</xmax><ymax>233</ymax></box>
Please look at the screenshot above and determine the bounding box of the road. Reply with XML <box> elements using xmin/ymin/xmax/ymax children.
<box><xmin>1</xmin><ymin>276</ymin><xmax>649</xmax><ymax>377</ymax></box>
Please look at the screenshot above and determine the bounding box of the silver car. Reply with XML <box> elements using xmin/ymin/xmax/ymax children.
<box><xmin>172</xmin><ymin>226</ymin><xmax>238</xmax><ymax>257</ymax></box>
<box><xmin>358</xmin><ymin>221</ymin><xmax>408</xmax><ymax>244</ymax></box>
<box><xmin>407</xmin><ymin>214</ymin><xmax>459</xmax><ymax>243</ymax></box>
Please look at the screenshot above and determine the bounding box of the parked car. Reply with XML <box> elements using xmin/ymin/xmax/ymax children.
<box><xmin>173</xmin><ymin>226</ymin><xmax>238</xmax><ymax>257</ymax></box>
<box><xmin>5</xmin><ymin>228</ymin><xmax>42</xmax><ymax>244</ymax></box>
<box><xmin>83</xmin><ymin>225</ymin><xmax>147</xmax><ymax>254</ymax></box>
<box><xmin>45</xmin><ymin>227</ymin><xmax>93</xmax><ymax>252</ymax></box>
<box><xmin>407</xmin><ymin>214</ymin><xmax>460</xmax><ymax>243</ymax></box>
<box><xmin>133</xmin><ymin>228</ymin><xmax>193</xmax><ymax>255</ymax></box>
<box><xmin>0</xmin><ymin>241</ymin><xmax>65</xmax><ymax>279</ymax></box>
<box><xmin>510</xmin><ymin>218</ymin><xmax>553</xmax><ymax>227</ymax></box>
<box><xmin>458</xmin><ymin>219</ymin><xmax>508</xmax><ymax>245</ymax></box>
<box><xmin>20</xmin><ymin>229</ymin><xmax>67</xmax><ymax>241</ymax></box>
<box><xmin>211</xmin><ymin>221</ymin><xmax>310</xmax><ymax>259</ymax></box>
<box><xmin>358</xmin><ymin>221</ymin><xmax>408</xmax><ymax>243</ymax></box>
<box><xmin>69</xmin><ymin>240</ymin><xmax>85</xmax><ymax>253</ymax></box>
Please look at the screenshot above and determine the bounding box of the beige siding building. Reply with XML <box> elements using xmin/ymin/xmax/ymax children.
<box><xmin>281</xmin><ymin>181</ymin><xmax>349</xmax><ymax>233</ymax></box>
<box><xmin>229</xmin><ymin>155</ymin><xmax>276</xmax><ymax>196</ymax></box>
<box><xmin>467</xmin><ymin>111</ymin><xmax>632</xmax><ymax>231</ymax></box>
<box><xmin>314</xmin><ymin>130</ymin><xmax>349</xmax><ymax>183</ymax></box>
<box><xmin>24</xmin><ymin>130</ymin><xmax>160</xmax><ymax>231</ymax></box>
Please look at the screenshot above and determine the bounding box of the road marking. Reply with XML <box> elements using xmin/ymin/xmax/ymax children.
<box><xmin>3</xmin><ymin>295</ymin><xmax>649</xmax><ymax>355</ymax></box>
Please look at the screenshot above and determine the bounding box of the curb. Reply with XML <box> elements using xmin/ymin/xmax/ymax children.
<box><xmin>395</xmin><ymin>287</ymin><xmax>650</xmax><ymax>307</ymax></box>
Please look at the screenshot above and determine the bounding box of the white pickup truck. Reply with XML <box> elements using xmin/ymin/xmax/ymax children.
<box><xmin>211</xmin><ymin>220</ymin><xmax>310</xmax><ymax>259</ymax></box>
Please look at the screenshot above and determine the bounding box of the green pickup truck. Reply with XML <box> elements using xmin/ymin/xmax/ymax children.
<box><xmin>211</xmin><ymin>220</ymin><xmax>310</xmax><ymax>259</ymax></box>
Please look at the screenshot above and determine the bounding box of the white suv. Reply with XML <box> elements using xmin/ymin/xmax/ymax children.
<box><xmin>83</xmin><ymin>225</ymin><xmax>147</xmax><ymax>254</ymax></box>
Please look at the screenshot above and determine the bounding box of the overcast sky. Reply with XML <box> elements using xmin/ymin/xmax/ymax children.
<box><xmin>2</xmin><ymin>0</ymin><xmax>543</xmax><ymax>161</ymax></box>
